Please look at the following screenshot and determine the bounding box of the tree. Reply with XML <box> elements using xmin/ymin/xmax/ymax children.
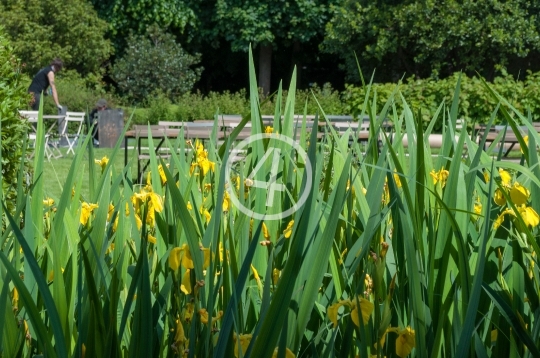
<box><xmin>0</xmin><ymin>0</ymin><xmax>112</xmax><ymax>76</ymax></box>
<box><xmin>89</xmin><ymin>0</ymin><xmax>198</xmax><ymax>51</ymax></box>
<box><xmin>322</xmin><ymin>0</ymin><xmax>540</xmax><ymax>82</ymax></box>
<box><xmin>212</xmin><ymin>0</ymin><xmax>337</xmax><ymax>94</ymax></box>
<box><xmin>111</xmin><ymin>26</ymin><xmax>203</xmax><ymax>103</ymax></box>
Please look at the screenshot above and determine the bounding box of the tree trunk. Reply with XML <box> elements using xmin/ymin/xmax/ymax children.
<box><xmin>258</xmin><ymin>44</ymin><xmax>272</xmax><ymax>95</ymax></box>
<box><xmin>291</xmin><ymin>41</ymin><xmax>302</xmax><ymax>88</ymax></box>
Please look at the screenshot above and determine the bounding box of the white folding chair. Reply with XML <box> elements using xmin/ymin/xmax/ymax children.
<box><xmin>19</xmin><ymin>110</ymin><xmax>49</xmax><ymax>158</ymax></box>
<box><xmin>61</xmin><ymin>112</ymin><xmax>86</xmax><ymax>155</ymax></box>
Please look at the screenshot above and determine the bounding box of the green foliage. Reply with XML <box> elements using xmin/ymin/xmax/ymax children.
<box><xmin>0</xmin><ymin>28</ymin><xmax>32</xmax><ymax>212</ymax></box>
<box><xmin>0</xmin><ymin>0</ymin><xmax>112</xmax><ymax>76</ymax></box>
<box><xmin>344</xmin><ymin>71</ymin><xmax>540</xmax><ymax>132</ymax></box>
<box><xmin>40</xmin><ymin>70</ymin><xmax>114</xmax><ymax>114</ymax></box>
<box><xmin>3</xmin><ymin>53</ymin><xmax>540</xmax><ymax>358</ymax></box>
<box><xmin>90</xmin><ymin>0</ymin><xmax>197</xmax><ymax>50</ymax></box>
<box><xmin>213</xmin><ymin>0</ymin><xmax>335</xmax><ymax>51</ymax></box>
<box><xmin>111</xmin><ymin>26</ymin><xmax>202</xmax><ymax>103</ymax></box>
<box><xmin>323</xmin><ymin>0</ymin><xmax>540</xmax><ymax>82</ymax></box>
<box><xmin>127</xmin><ymin>84</ymin><xmax>346</xmax><ymax>125</ymax></box>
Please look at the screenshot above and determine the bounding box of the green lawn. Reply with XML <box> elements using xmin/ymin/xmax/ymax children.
<box><xmin>42</xmin><ymin>147</ymin><xmax>132</xmax><ymax>199</ymax></box>
<box><xmin>41</xmin><ymin>140</ymin><xmax>529</xmax><ymax>201</ymax></box>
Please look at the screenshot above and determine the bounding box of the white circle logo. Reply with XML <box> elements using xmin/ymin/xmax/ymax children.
<box><xmin>224</xmin><ymin>133</ymin><xmax>312</xmax><ymax>220</ymax></box>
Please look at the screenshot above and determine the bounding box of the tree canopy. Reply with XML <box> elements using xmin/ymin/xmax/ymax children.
<box><xmin>211</xmin><ymin>0</ymin><xmax>337</xmax><ymax>93</ymax></box>
<box><xmin>111</xmin><ymin>26</ymin><xmax>202</xmax><ymax>102</ymax></box>
<box><xmin>322</xmin><ymin>0</ymin><xmax>540</xmax><ymax>82</ymax></box>
<box><xmin>0</xmin><ymin>0</ymin><xmax>112</xmax><ymax>76</ymax></box>
<box><xmin>89</xmin><ymin>0</ymin><xmax>198</xmax><ymax>51</ymax></box>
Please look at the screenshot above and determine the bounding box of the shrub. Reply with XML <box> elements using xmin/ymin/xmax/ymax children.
<box><xmin>0</xmin><ymin>28</ymin><xmax>32</xmax><ymax>212</ymax></box>
<box><xmin>112</xmin><ymin>25</ymin><xmax>203</xmax><ymax>103</ymax></box>
<box><xmin>344</xmin><ymin>71</ymin><xmax>540</xmax><ymax>132</ymax></box>
<box><xmin>38</xmin><ymin>70</ymin><xmax>115</xmax><ymax>114</ymax></box>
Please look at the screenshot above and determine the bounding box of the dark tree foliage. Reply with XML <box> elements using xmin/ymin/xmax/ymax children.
<box><xmin>210</xmin><ymin>0</ymin><xmax>339</xmax><ymax>93</ymax></box>
<box><xmin>323</xmin><ymin>0</ymin><xmax>540</xmax><ymax>82</ymax></box>
<box><xmin>111</xmin><ymin>26</ymin><xmax>203</xmax><ymax>103</ymax></box>
<box><xmin>89</xmin><ymin>0</ymin><xmax>198</xmax><ymax>52</ymax></box>
<box><xmin>0</xmin><ymin>0</ymin><xmax>112</xmax><ymax>76</ymax></box>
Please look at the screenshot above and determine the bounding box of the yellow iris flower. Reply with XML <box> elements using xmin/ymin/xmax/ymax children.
<box><xmin>395</xmin><ymin>326</ymin><xmax>416</xmax><ymax>358</ymax></box>
<box><xmin>493</xmin><ymin>188</ymin><xmax>506</xmax><ymax>206</ymax></box>
<box><xmin>94</xmin><ymin>156</ymin><xmax>108</xmax><ymax>171</ymax></box>
<box><xmin>223</xmin><ymin>191</ymin><xmax>232</xmax><ymax>212</ymax></box>
<box><xmin>169</xmin><ymin>244</ymin><xmax>212</xmax><ymax>271</ymax></box>
<box><xmin>283</xmin><ymin>220</ymin><xmax>294</xmax><ymax>239</ymax></box>
<box><xmin>327</xmin><ymin>296</ymin><xmax>374</xmax><ymax>328</ymax></box>
<box><xmin>498</xmin><ymin>169</ymin><xmax>512</xmax><ymax>187</ymax></box>
<box><xmin>80</xmin><ymin>202</ymin><xmax>99</xmax><ymax>225</ymax></box>
<box><xmin>198</xmin><ymin>308</ymin><xmax>223</xmax><ymax>325</ymax></box>
<box><xmin>262</xmin><ymin>222</ymin><xmax>270</xmax><ymax>240</ymax></box>
<box><xmin>158</xmin><ymin>164</ymin><xmax>168</xmax><ymax>185</ymax></box>
<box><xmin>43</xmin><ymin>198</ymin><xmax>54</xmax><ymax>206</ymax></box>
<box><xmin>429</xmin><ymin>168</ymin><xmax>449</xmax><ymax>187</ymax></box>
<box><xmin>233</xmin><ymin>334</ymin><xmax>295</xmax><ymax>358</ymax></box>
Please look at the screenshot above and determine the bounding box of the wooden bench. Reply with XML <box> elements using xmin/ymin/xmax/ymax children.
<box><xmin>475</xmin><ymin>124</ymin><xmax>537</xmax><ymax>157</ymax></box>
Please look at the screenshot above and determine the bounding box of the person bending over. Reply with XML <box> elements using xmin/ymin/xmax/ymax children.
<box><xmin>88</xmin><ymin>98</ymin><xmax>108</xmax><ymax>146</ymax></box>
<box><xmin>28</xmin><ymin>58</ymin><xmax>63</xmax><ymax>111</ymax></box>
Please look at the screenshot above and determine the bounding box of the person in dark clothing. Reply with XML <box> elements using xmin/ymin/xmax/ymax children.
<box><xmin>88</xmin><ymin>98</ymin><xmax>108</xmax><ymax>146</ymax></box>
<box><xmin>28</xmin><ymin>58</ymin><xmax>63</xmax><ymax>111</ymax></box>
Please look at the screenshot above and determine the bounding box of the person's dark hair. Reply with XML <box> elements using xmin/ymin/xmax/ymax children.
<box><xmin>50</xmin><ymin>58</ymin><xmax>63</xmax><ymax>71</ymax></box>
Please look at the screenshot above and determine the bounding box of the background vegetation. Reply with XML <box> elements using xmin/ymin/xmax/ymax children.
<box><xmin>0</xmin><ymin>27</ymin><xmax>32</xmax><ymax>213</ymax></box>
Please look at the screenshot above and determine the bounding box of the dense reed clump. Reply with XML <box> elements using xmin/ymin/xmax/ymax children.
<box><xmin>1</xmin><ymin>52</ymin><xmax>539</xmax><ymax>358</ymax></box>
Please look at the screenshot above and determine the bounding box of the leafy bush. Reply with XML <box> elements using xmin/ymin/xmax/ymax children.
<box><xmin>41</xmin><ymin>70</ymin><xmax>115</xmax><ymax>114</ymax></box>
<box><xmin>0</xmin><ymin>28</ymin><xmax>32</xmax><ymax>212</ymax></box>
<box><xmin>127</xmin><ymin>84</ymin><xmax>346</xmax><ymax>125</ymax></box>
<box><xmin>344</xmin><ymin>71</ymin><xmax>540</xmax><ymax>132</ymax></box>
<box><xmin>112</xmin><ymin>25</ymin><xmax>203</xmax><ymax>103</ymax></box>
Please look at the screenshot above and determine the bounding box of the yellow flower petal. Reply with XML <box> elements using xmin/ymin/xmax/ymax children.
<box><xmin>510</xmin><ymin>182</ymin><xmax>530</xmax><ymax>206</ymax></box>
<box><xmin>234</xmin><ymin>334</ymin><xmax>253</xmax><ymax>358</ymax></box>
<box><xmin>396</xmin><ymin>326</ymin><xmax>415</xmax><ymax>358</ymax></box>
<box><xmin>498</xmin><ymin>169</ymin><xmax>511</xmax><ymax>187</ymax></box>
<box><xmin>429</xmin><ymin>169</ymin><xmax>438</xmax><ymax>185</ymax></box>
<box><xmin>474</xmin><ymin>202</ymin><xmax>482</xmax><ymax>215</ymax></box>
<box><xmin>158</xmin><ymin>164</ymin><xmax>168</xmax><ymax>185</ymax></box>
<box><xmin>327</xmin><ymin>301</ymin><xmax>345</xmax><ymax>328</ymax></box>
<box><xmin>175</xmin><ymin>319</ymin><xmax>186</xmax><ymax>345</ymax></box>
<box><xmin>494</xmin><ymin>188</ymin><xmax>506</xmax><ymax>206</ymax></box>
<box><xmin>272</xmin><ymin>268</ymin><xmax>280</xmax><ymax>285</ymax></box>
<box><xmin>169</xmin><ymin>247</ymin><xmax>182</xmax><ymax>271</ymax></box>
<box><xmin>518</xmin><ymin>206</ymin><xmax>540</xmax><ymax>227</ymax></box>
<box><xmin>283</xmin><ymin>220</ymin><xmax>294</xmax><ymax>239</ymax></box>
<box><xmin>262</xmin><ymin>222</ymin><xmax>270</xmax><ymax>240</ymax></box>
<box><xmin>181</xmin><ymin>269</ymin><xmax>192</xmax><ymax>294</ymax></box>
<box><xmin>199</xmin><ymin>308</ymin><xmax>209</xmax><ymax>324</ymax></box>
<box><xmin>272</xmin><ymin>347</ymin><xmax>295</xmax><ymax>358</ymax></box>
<box><xmin>180</xmin><ymin>244</ymin><xmax>194</xmax><ymax>269</ymax></box>
<box><xmin>350</xmin><ymin>297</ymin><xmax>374</xmax><ymax>327</ymax></box>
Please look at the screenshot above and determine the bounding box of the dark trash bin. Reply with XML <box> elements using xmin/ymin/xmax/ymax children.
<box><xmin>97</xmin><ymin>109</ymin><xmax>124</xmax><ymax>148</ymax></box>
